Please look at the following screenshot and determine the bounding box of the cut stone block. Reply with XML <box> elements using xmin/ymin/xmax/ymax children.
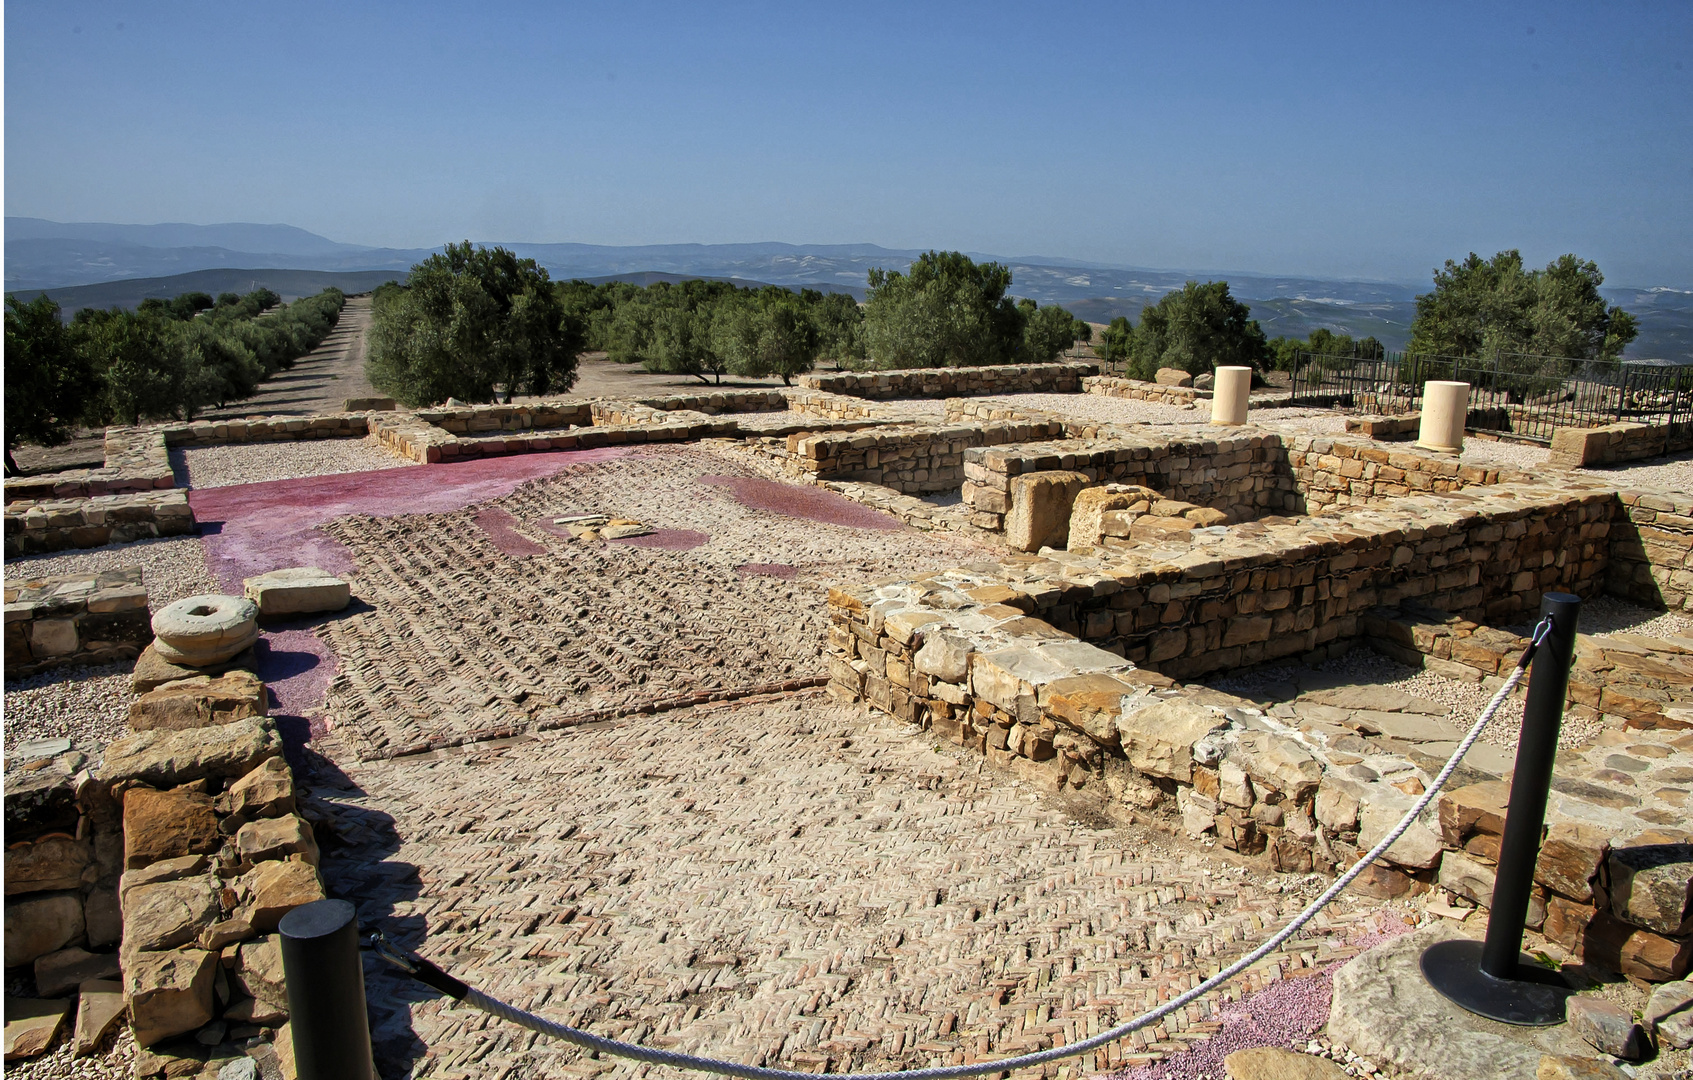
<box><xmin>4</xmin><ymin>891</ymin><xmax>85</xmax><ymax>968</ymax></box>
<box><xmin>125</xmin><ymin>947</ymin><xmax>217</xmax><ymax>1047</ymax></box>
<box><xmin>33</xmin><ymin>946</ymin><xmax>120</xmax><ymax>998</ymax></box>
<box><xmin>1005</xmin><ymin>470</ymin><xmax>1090</xmax><ymax>552</ymax></box>
<box><xmin>131</xmin><ymin>642</ymin><xmax>257</xmax><ymax>694</ymax></box>
<box><xmin>241</xmin><ymin>568</ymin><xmax>351</xmax><ymax>618</ymax></box>
<box><xmin>123</xmin><ymin>787</ymin><xmax>220</xmax><ymax>869</ymax></box>
<box><xmin>4</xmin><ymin>834</ymin><xmax>92</xmax><ymax>895</ymax></box>
<box><xmin>98</xmin><ymin>717</ymin><xmax>282</xmax><ymax>789</ymax></box>
<box><xmin>1115</xmin><ymin>699</ymin><xmax>1226</xmax><ymax>783</ymax></box>
<box><xmin>74</xmin><ymin>979</ymin><xmax>126</xmax><ymax>1056</ymax></box>
<box><xmin>128</xmin><ymin>671</ymin><xmax>268</xmax><ymax>732</ymax></box>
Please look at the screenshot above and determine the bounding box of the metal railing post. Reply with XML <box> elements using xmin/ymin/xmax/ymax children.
<box><xmin>280</xmin><ymin>898</ymin><xmax>378</xmax><ymax>1080</ymax></box>
<box><xmin>1420</xmin><ymin>592</ymin><xmax>1581</xmax><ymax>1026</ymax></box>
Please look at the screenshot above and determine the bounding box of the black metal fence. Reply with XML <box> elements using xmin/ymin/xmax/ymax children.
<box><xmin>1287</xmin><ymin>350</ymin><xmax>1693</xmax><ymax>443</ymax></box>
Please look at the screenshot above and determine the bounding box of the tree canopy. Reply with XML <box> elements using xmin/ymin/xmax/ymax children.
<box><xmin>861</xmin><ymin>251</ymin><xmax>1027</xmax><ymax>368</ymax></box>
<box><xmin>1407</xmin><ymin>250</ymin><xmax>1637</xmax><ymax>362</ymax></box>
<box><xmin>1123</xmin><ymin>281</ymin><xmax>1269</xmax><ymax>381</ymax></box>
<box><xmin>4</xmin><ymin>296</ymin><xmax>94</xmax><ymax>474</ymax></box>
<box><xmin>367</xmin><ymin>242</ymin><xmax>583</xmax><ymax>406</ymax></box>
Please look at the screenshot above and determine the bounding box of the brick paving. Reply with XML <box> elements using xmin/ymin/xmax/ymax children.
<box><xmin>316</xmin><ymin>446</ymin><xmax>988</xmax><ymax>759</ymax></box>
<box><xmin>312</xmin><ymin>695</ymin><xmax>1393</xmax><ymax>1080</ymax></box>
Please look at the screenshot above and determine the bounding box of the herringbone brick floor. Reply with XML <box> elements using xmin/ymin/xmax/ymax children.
<box><xmin>314</xmin><ymin>695</ymin><xmax>1389</xmax><ymax>1080</ymax></box>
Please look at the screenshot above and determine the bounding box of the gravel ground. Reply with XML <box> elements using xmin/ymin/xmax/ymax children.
<box><xmin>0</xmin><ymin>1021</ymin><xmax>138</xmax><ymax>1080</ymax></box>
<box><xmin>1458</xmin><ymin>436</ymin><xmax>1551</xmax><ymax>472</ymax></box>
<box><xmin>1204</xmin><ymin>647</ymin><xmax>1562</xmax><ymax>751</ymax></box>
<box><xmin>171</xmin><ymin>433</ymin><xmax>415</xmax><ymax>489</ymax></box>
<box><xmin>985</xmin><ymin>392</ymin><xmax>1204</xmax><ymax>426</ymax></box>
<box><xmin>1503</xmin><ymin>592</ymin><xmax>1691</xmax><ymax>639</ymax></box>
<box><xmin>4</xmin><ymin>535</ymin><xmax>217</xmax><ymax>615</ymax></box>
<box><xmin>3</xmin><ymin>663</ymin><xmax>135</xmax><ymax>756</ymax></box>
<box><xmin>1577</xmin><ymin>446</ymin><xmax>1693</xmax><ymax>494</ymax></box>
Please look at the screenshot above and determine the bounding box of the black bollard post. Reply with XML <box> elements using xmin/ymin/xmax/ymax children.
<box><xmin>1420</xmin><ymin>591</ymin><xmax>1581</xmax><ymax>1026</ymax></box>
<box><xmin>279</xmin><ymin>898</ymin><xmax>377</xmax><ymax>1080</ymax></box>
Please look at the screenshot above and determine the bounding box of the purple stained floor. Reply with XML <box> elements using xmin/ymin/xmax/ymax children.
<box><xmin>698</xmin><ymin>475</ymin><xmax>902</xmax><ymax>530</ymax></box>
<box><xmin>187</xmin><ymin>449</ymin><xmax>630</xmax><ymax>728</ymax></box>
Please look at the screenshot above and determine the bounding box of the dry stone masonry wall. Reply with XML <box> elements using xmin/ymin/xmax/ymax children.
<box><xmin>798</xmin><ymin>362</ymin><xmax>1096</xmax><ymax>399</ymax></box>
<box><xmin>4</xmin><ymin>568</ymin><xmax>152</xmax><ymax>675</ymax></box>
<box><xmin>1082</xmin><ymin>375</ymin><xmax>1203</xmax><ymax>406</ymax></box>
<box><xmin>4</xmin><ymin>490</ymin><xmax>195</xmax><ymax>557</ymax></box>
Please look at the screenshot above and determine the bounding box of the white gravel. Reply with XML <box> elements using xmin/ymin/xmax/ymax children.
<box><xmin>1459</xmin><ymin>437</ymin><xmax>1551</xmax><ymax>472</ymax></box>
<box><xmin>1578</xmin><ymin>447</ymin><xmax>1693</xmax><ymax>495</ymax></box>
<box><xmin>172</xmin><ymin>433</ymin><xmax>415</xmax><ymax>489</ymax></box>
<box><xmin>1</xmin><ymin>1020</ymin><xmax>138</xmax><ymax>1080</ymax></box>
<box><xmin>3</xmin><ymin>663</ymin><xmax>135</xmax><ymax>756</ymax></box>
<box><xmin>1503</xmin><ymin>592</ymin><xmax>1691</xmax><ymax>639</ymax></box>
<box><xmin>982</xmin><ymin>392</ymin><xmax>1202</xmax><ymax>426</ymax></box>
<box><xmin>4</xmin><ymin>535</ymin><xmax>217</xmax><ymax>615</ymax></box>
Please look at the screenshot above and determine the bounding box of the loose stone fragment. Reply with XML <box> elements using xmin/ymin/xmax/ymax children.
<box><xmin>73</xmin><ymin>978</ymin><xmax>126</xmax><ymax>1056</ymax></box>
<box><xmin>1645</xmin><ymin>979</ymin><xmax>1693</xmax><ymax>1049</ymax></box>
<box><xmin>1222</xmin><ymin>1046</ymin><xmax>1348</xmax><ymax>1078</ymax></box>
<box><xmin>126</xmin><ymin>947</ymin><xmax>218</xmax><ymax>1047</ymax></box>
<box><xmin>33</xmin><ymin>945</ymin><xmax>120</xmax><ymax>997</ymax></box>
<box><xmin>2</xmin><ymin>996</ymin><xmax>71</xmax><ymax>1061</ymax></box>
<box><xmin>1566</xmin><ymin>996</ymin><xmax>1648</xmax><ymax>1060</ymax></box>
<box><xmin>221</xmin><ymin>756</ymin><xmax>296</xmax><ymax>819</ymax></box>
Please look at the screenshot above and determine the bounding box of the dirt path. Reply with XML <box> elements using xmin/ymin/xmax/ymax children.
<box><xmin>199</xmin><ymin>295</ymin><xmax>377</xmax><ymax>419</ymax></box>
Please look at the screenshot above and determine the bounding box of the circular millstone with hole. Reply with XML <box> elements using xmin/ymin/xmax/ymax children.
<box><xmin>151</xmin><ymin>594</ymin><xmax>260</xmax><ymax>666</ymax></box>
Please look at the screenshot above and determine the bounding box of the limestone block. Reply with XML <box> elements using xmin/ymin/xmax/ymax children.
<box><xmin>1437</xmin><ymin>848</ymin><xmax>1496</xmax><ymax>907</ymax></box>
<box><xmin>235</xmin><ymin>859</ymin><xmax>325</xmax><ymax>931</ymax></box>
<box><xmin>4</xmin><ymin>891</ymin><xmax>85</xmax><ymax>967</ymax></box>
<box><xmin>1315</xmin><ymin>779</ymin><xmax>1361</xmax><ymax>832</ymax></box>
<box><xmin>1534</xmin><ymin>822</ymin><xmax>1609</xmax><ymax>902</ymax></box>
<box><xmin>1005</xmin><ymin>470</ymin><xmax>1090</xmax><ymax>552</ymax></box>
<box><xmin>1222</xmin><ymin>1047</ymin><xmax>1347</xmax><ymax>1078</ymax></box>
<box><xmin>234</xmin><ymin>935</ymin><xmax>289</xmax><ymax>1010</ymax></box>
<box><xmin>1436</xmin><ymin>780</ymin><xmax>1509</xmax><ymax>845</ymax></box>
<box><xmin>4</xmin><ymin>834</ymin><xmax>92</xmax><ymax>895</ymax></box>
<box><xmin>1218</xmin><ymin>760</ymin><xmax>1254</xmax><ymax>807</ymax></box>
<box><xmin>1607</xmin><ymin>842</ymin><xmax>1692</xmax><ymax>935</ymax></box>
<box><xmin>1115</xmin><ymin>699</ymin><xmax>1226</xmax><ymax>782</ymax></box>
<box><xmin>98</xmin><ymin>717</ymin><xmax>282</xmax><ymax>789</ymax></box>
<box><xmin>1066</xmin><ymin>487</ymin><xmax>1154</xmax><ymax>551</ymax></box>
<box><xmin>1155</xmin><ymin>367</ymin><xmax>1194</xmax><ymax>387</ymax></box>
<box><xmin>122</xmin><ymin>876</ymin><xmax>220</xmax><ymax>952</ymax></box>
<box><xmin>128</xmin><ymin>671</ymin><xmax>268</xmax><ymax>732</ymax></box>
<box><xmin>33</xmin><ymin>946</ymin><xmax>120</xmax><ymax>998</ymax></box>
<box><xmin>1357</xmin><ymin>786</ymin><xmax>1443</xmax><ymax>869</ymax></box>
<box><xmin>123</xmin><ymin>787</ymin><xmax>220</xmax><ymax>869</ymax></box>
<box><xmin>1038</xmin><ymin>673</ymin><xmax>1142</xmax><ymax>746</ymax></box>
<box><xmin>235</xmin><ymin>816</ymin><xmax>320</xmax><ymax>866</ymax></box>
<box><xmin>131</xmin><ymin>642</ymin><xmax>256</xmax><ymax>694</ymax></box>
<box><xmin>74</xmin><ymin>979</ymin><xmax>126</xmax><ymax>1056</ymax></box>
<box><xmin>914</xmin><ymin>632</ymin><xmax>971</xmax><ymax>683</ymax></box>
<box><xmin>222</xmin><ymin>756</ymin><xmax>296</xmax><ymax>819</ymax></box>
<box><xmin>1645</xmin><ymin>979</ymin><xmax>1693</xmax><ymax>1049</ymax></box>
<box><xmin>125</xmin><ymin>947</ymin><xmax>217</xmax><ymax>1047</ymax></box>
<box><xmin>1566</xmin><ymin>996</ymin><xmax>1648</xmax><ymax>1060</ymax></box>
<box><xmin>970</xmin><ymin>645</ymin><xmax>1070</xmax><ymax>713</ymax></box>
<box><xmin>3</xmin><ymin>997</ymin><xmax>71</xmax><ymax>1062</ymax></box>
<box><xmin>243</xmin><ymin>567</ymin><xmax>351</xmax><ymax>618</ymax></box>
<box><xmin>1231</xmin><ymin>731</ymin><xmax>1323</xmax><ymax>802</ymax></box>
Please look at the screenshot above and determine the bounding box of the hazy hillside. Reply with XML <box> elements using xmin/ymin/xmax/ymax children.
<box><xmin>7</xmin><ymin>269</ymin><xmax>407</xmax><ymax>313</ymax></box>
<box><xmin>7</xmin><ymin>218</ymin><xmax>1687</xmax><ymax>358</ymax></box>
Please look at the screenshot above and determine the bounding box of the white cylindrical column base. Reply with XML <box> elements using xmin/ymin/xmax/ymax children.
<box><xmin>1418</xmin><ymin>381</ymin><xmax>1470</xmax><ymax>452</ymax></box>
<box><xmin>1211</xmin><ymin>367</ymin><xmax>1251</xmax><ymax>426</ymax></box>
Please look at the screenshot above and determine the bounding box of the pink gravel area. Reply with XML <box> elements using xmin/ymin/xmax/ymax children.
<box><xmin>1114</xmin><ymin>912</ymin><xmax>1413</xmax><ymax>1080</ymax></box>
<box><xmin>255</xmin><ymin>627</ymin><xmax>338</xmax><ymax>719</ymax></box>
<box><xmin>610</xmin><ymin>528</ymin><xmax>710</xmax><ymax>550</ymax></box>
<box><xmin>473</xmin><ymin>507</ymin><xmax>548</xmax><ymax>556</ymax></box>
<box><xmin>698</xmin><ymin>475</ymin><xmax>901</xmax><ymax>530</ymax></box>
<box><xmin>189</xmin><ymin>448</ymin><xmax>629</xmax><ymax>590</ymax></box>
<box><xmin>736</xmin><ymin>562</ymin><xmax>799</xmax><ymax>579</ymax></box>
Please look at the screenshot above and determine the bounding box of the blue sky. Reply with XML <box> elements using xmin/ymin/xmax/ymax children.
<box><xmin>5</xmin><ymin>1</ymin><xmax>1691</xmax><ymax>285</ymax></box>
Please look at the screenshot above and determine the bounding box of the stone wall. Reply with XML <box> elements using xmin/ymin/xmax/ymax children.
<box><xmin>5</xmin><ymin>698</ymin><xmax>327</xmax><ymax>1061</ymax></box>
<box><xmin>960</xmin><ymin>431</ymin><xmax>1296</xmax><ymax>533</ymax></box>
<box><xmin>785</xmin><ymin>389</ymin><xmax>890</xmax><ymax>422</ymax></box>
<box><xmin>1362</xmin><ymin>602</ymin><xmax>1693</xmax><ymax>730</ymax></box>
<box><xmin>1082</xmin><ymin>375</ymin><xmax>1201</xmax><ymax>406</ymax></box>
<box><xmin>413</xmin><ymin>400</ymin><xmax>594</xmax><ymax>433</ymax></box>
<box><xmin>825</xmin><ymin>541</ymin><xmax>1692</xmax><ymax>981</ymax></box>
<box><xmin>4</xmin><ymin>429</ymin><xmax>174</xmax><ymax>503</ymax></box>
<box><xmin>1549</xmin><ymin>421</ymin><xmax>1678</xmax><ymax>468</ymax></box>
<box><xmin>772</xmin><ymin>420</ymin><xmax>1065</xmax><ymax>494</ymax></box>
<box><xmin>1283</xmin><ymin>434</ymin><xmax>1531</xmax><ymax>513</ymax></box>
<box><xmin>4</xmin><ymin>568</ymin><xmax>151</xmax><ymax>676</ymax></box>
<box><xmin>4</xmin><ymin>490</ymin><xmax>195</xmax><ymax>557</ymax></box>
<box><xmin>157</xmin><ymin>413</ymin><xmax>380</xmax><ymax>448</ymax></box>
<box><xmin>797</xmin><ymin>362</ymin><xmax>1096</xmax><ymax>400</ymax></box>
<box><xmin>1608</xmin><ymin>488</ymin><xmax>1693</xmax><ymax>614</ymax></box>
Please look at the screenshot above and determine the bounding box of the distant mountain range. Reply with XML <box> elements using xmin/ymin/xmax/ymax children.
<box><xmin>7</xmin><ymin>218</ymin><xmax>1689</xmax><ymax>359</ymax></box>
